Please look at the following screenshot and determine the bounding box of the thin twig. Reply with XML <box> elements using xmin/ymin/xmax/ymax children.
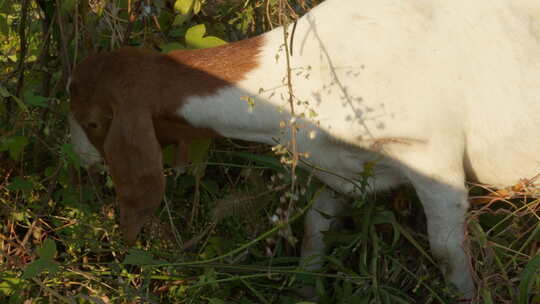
<box><xmin>279</xmin><ymin>0</ymin><xmax>299</xmax><ymax>223</ymax></box>
<box><xmin>265</xmin><ymin>0</ymin><xmax>274</xmax><ymax>30</ymax></box>
<box><xmin>162</xmin><ymin>196</ymin><xmax>183</xmax><ymax>248</ymax></box>
<box><xmin>32</xmin><ymin>278</ymin><xmax>77</xmax><ymax>304</ymax></box>
<box><xmin>123</xmin><ymin>0</ymin><xmax>140</xmax><ymax>45</ymax></box>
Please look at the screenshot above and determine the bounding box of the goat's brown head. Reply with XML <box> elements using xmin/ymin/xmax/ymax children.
<box><xmin>70</xmin><ymin>39</ymin><xmax>260</xmax><ymax>245</ymax></box>
<box><xmin>70</xmin><ymin>48</ymin><xmax>169</xmax><ymax>245</ymax></box>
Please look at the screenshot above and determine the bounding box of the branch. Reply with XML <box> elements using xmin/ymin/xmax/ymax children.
<box><xmin>54</xmin><ymin>0</ymin><xmax>71</xmax><ymax>83</ymax></box>
<box><xmin>14</xmin><ymin>0</ymin><xmax>31</xmax><ymax>100</ymax></box>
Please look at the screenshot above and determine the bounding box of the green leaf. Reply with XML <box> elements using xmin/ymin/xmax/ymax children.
<box><xmin>0</xmin><ymin>276</ymin><xmax>22</xmax><ymax>296</ymax></box>
<box><xmin>7</xmin><ymin>176</ymin><xmax>33</xmax><ymax>196</ymax></box>
<box><xmin>24</xmin><ymin>91</ymin><xmax>49</xmax><ymax>108</ymax></box>
<box><xmin>229</xmin><ymin>151</ymin><xmax>284</xmax><ymax>172</ymax></box>
<box><xmin>22</xmin><ymin>260</ymin><xmax>48</xmax><ymax>279</ymax></box>
<box><xmin>169</xmin><ymin>26</ymin><xmax>186</xmax><ymax>38</ymax></box>
<box><xmin>481</xmin><ymin>288</ymin><xmax>495</xmax><ymax>304</ymax></box>
<box><xmin>0</xmin><ymin>86</ymin><xmax>28</xmax><ymax>113</ymax></box>
<box><xmin>315</xmin><ymin>277</ymin><xmax>327</xmax><ymax>299</ymax></box>
<box><xmin>195</xmin><ymin>36</ymin><xmax>226</xmax><ymax>49</ymax></box>
<box><xmin>160</xmin><ymin>42</ymin><xmax>186</xmax><ymax>53</ymax></box>
<box><xmin>22</xmin><ymin>259</ymin><xmax>59</xmax><ymax>279</ymax></box>
<box><xmin>172</xmin><ymin>0</ymin><xmax>198</xmax><ymax>26</ymax></box>
<box><xmin>372</xmin><ymin>211</ymin><xmax>400</xmax><ymax>245</ymax></box>
<box><xmin>201</xmin><ymin>179</ymin><xmax>219</xmax><ymax>195</ymax></box>
<box><xmin>53</xmin><ymin>187</ymin><xmax>93</xmax><ymax>211</ymax></box>
<box><xmin>61</xmin><ymin>143</ymin><xmax>81</xmax><ymax>168</ymax></box>
<box><xmin>122</xmin><ymin>249</ymin><xmax>164</xmax><ymax>265</ymax></box>
<box><xmin>172</xmin><ymin>14</ymin><xmax>190</xmax><ymax>26</ymax></box>
<box><xmin>189</xmin><ymin>138</ymin><xmax>211</xmax><ymax>164</ymax></box>
<box><xmin>0</xmin><ymin>84</ymin><xmax>10</xmax><ymax>97</ymax></box>
<box><xmin>518</xmin><ymin>254</ymin><xmax>540</xmax><ymax>304</ymax></box>
<box><xmin>1</xmin><ymin>135</ymin><xmax>28</xmax><ymax>160</ymax></box>
<box><xmin>185</xmin><ymin>24</ymin><xmax>227</xmax><ymax>49</ymax></box>
<box><xmin>174</xmin><ymin>0</ymin><xmax>194</xmax><ymax>15</ymax></box>
<box><xmin>61</xmin><ymin>0</ymin><xmax>76</xmax><ymax>13</ymax></box>
<box><xmin>157</xmin><ymin>9</ymin><xmax>174</xmax><ymax>29</ymax></box>
<box><xmin>162</xmin><ymin>144</ymin><xmax>175</xmax><ymax>166</ymax></box>
<box><xmin>0</xmin><ymin>14</ymin><xmax>8</xmax><ymax>36</ymax></box>
<box><xmin>189</xmin><ymin>139</ymin><xmax>211</xmax><ymax>179</ymax></box>
<box><xmin>186</xmin><ymin>24</ymin><xmax>205</xmax><ymax>42</ymax></box>
<box><xmin>37</xmin><ymin>239</ymin><xmax>57</xmax><ymax>259</ymax></box>
<box><xmin>193</xmin><ymin>0</ymin><xmax>201</xmax><ymax>15</ymax></box>
<box><xmin>44</xmin><ymin>166</ymin><xmax>55</xmax><ymax>177</ymax></box>
<box><xmin>0</xmin><ymin>0</ymin><xmax>14</xmax><ymax>14</ymax></box>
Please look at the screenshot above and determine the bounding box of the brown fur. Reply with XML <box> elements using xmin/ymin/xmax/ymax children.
<box><xmin>70</xmin><ymin>36</ymin><xmax>263</xmax><ymax>244</ymax></box>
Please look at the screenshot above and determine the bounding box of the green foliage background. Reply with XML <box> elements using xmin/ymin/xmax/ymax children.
<box><xmin>1</xmin><ymin>0</ymin><xmax>539</xmax><ymax>303</ymax></box>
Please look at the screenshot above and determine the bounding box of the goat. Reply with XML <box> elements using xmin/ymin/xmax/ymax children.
<box><xmin>69</xmin><ymin>0</ymin><xmax>540</xmax><ymax>300</ymax></box>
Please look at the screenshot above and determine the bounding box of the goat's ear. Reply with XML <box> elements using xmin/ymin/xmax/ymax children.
<box><xmin>68</xmin><ymin>113</ymin><xmax>102</xmax><ymax>167</ymax></box>
<box><xmin>103</xmin><ymin>110</ymin><xmax>165</xmax><ymax>245</ymax></box>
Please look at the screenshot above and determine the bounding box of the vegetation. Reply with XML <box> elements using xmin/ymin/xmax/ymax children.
<box><xmin>1</xmin><ymin>0</ymin><xmax>539</xmax><ymax>303</ymax></box>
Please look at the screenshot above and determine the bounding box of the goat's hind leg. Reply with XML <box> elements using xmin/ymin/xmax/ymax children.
<box><xmin>402</xmin><ymin>155</ymin><xmax>475</xmax><ymax>300</ymax></box>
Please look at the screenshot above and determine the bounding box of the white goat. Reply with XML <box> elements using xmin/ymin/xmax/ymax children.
<box><xmin>70</xmin><ymin>0</ymin><xmax>540</xmax><ymax>300</ymax></box>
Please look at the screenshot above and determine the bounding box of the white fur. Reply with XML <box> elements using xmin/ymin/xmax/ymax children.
<box><xmin>68</xmin><ymin>114</ymin><xmax>102</xmax><ymax>167</ymax></box>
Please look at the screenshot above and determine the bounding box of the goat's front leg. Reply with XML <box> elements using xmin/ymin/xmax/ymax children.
<box><xmin>301</xmin><ymin>188</ymin><xmax>349</xmax><ymax>270</ymax></box>
<box><xmin>298</xmin><ymin>187</ymin><xmax>348</xmax><ymax>299</ymax></box>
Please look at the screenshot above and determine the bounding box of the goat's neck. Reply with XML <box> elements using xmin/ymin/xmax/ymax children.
<box><xmin>177</xmin><ymin>1</ymin><xmax>343</xmax><ymax>146</ymax></box>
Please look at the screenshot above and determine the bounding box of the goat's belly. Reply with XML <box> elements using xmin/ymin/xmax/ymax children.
<box><xmin>464</xmin><ymin>105</ymin><xmax>540</xmax><ymax>187</ymax></box>
<box><xmin>304</xmin><ymin>143</ymin><xmax>408</xmax><ymax>196</ymax></box>
<box><xmin>314</xmin><ymin>166</ymin><xmax>406</xmax><ymax>197</ymax></box>
<box><xmin>466</xmin><ymin>146</ymin><xmax>540</xmax><ymax>188</ymax></box>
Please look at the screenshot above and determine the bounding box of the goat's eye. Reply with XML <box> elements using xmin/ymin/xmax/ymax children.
<box><xmin>87</xmin><ymin>122</ymin><xmax>98</xmax><ymax>129</ymax></box>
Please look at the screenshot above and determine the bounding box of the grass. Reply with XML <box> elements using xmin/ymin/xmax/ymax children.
<box><xmin>1</xmin><ymin>139</ymin><xmax>539</xmax><ymax>303</ymax></box>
